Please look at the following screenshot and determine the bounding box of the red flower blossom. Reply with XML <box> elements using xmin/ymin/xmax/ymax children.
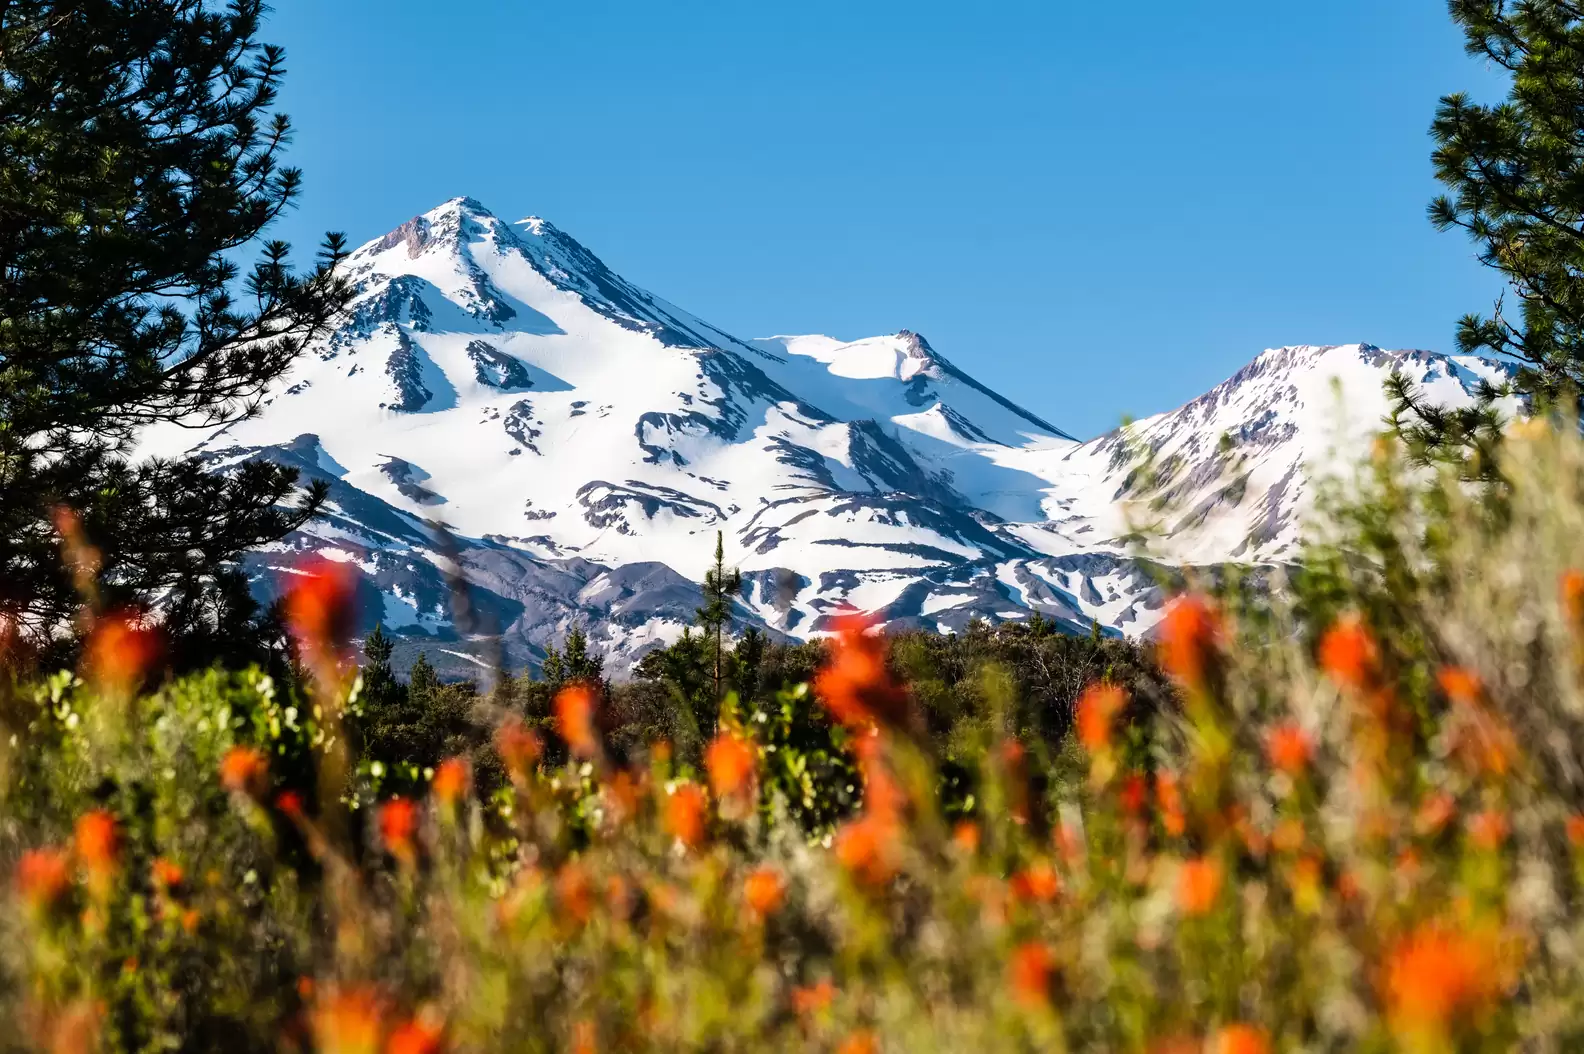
<box><xmin>1318</xmin><ymin>614</ymin><xmax>1378</xmax><ymax>692</ymax></box>
<box><xmin>555</xmin><ymin>683</ymin><xmax>600</xmax><ymax>758</ymax></box>
<box><xmin>1264</xmin><ymin>722</ymin><xmax>1313</xmax><ymax>775</ymax></box>
<box><xmin>219</xmin><ymin>745</ymin><xmax>269</xmax><ymax>797</ymax></box>
<box><xmin>556</xmin><ymin>862</ymin><xmax>594</xmax><ymax>924</ymax></box>
<box><xmin>379</xmin><ymin>797</ymin><xmax>419</xmax><ymax>861</ymax></box>
<box><xmin>1075</xmin><ymin>682</ymin><xmax>1126</xmax><ymax>751</ymax></box>
<box><xmin>151</xmin><ymin>857</ymin><xmax>184</xmax><ymax>891</ymax></box>
<box><xmin>952</xmin><ymin>820</ymin><xmax>981</xmax><ymax>855</ymax></box>
<box><xmin>1156</xmin><ymin>771</ymin><xmax>1186</xmax><ymax>837</ymax></box>
<box><xmin>282</xmin><ymin>557</ymin><xmax>360</xmax><ymax>668</ymax></box>
<box><xmin>1211</xmin><ymin>1024</ymin><xmax>1270</xmax><ymax>1054</ymax></box>
<box><xmin>834</xmin><ymin>812</ymin><xmax>900</xmax><ymax>886</ymax></box>
<box><xmin>743</xmin><ymin>866</ymin><xmax>786</xmax><ymax>918</ymax></box>
<box><xmin>705</xmin><ymin>730</ymin><xmax>756</xmax><ymax>800</ymax></box>
<box><xmin>430</xmin><ymin>758</ymin><xmax>469</xmax><ymax>806</ymax></box>
<box><xmin>494</xmin><ymin>718</ymin><xmax>542</xmax><ymax>775</ymax></box>
<box><xmin>1010</xmin><ymin>859</ymin><xmax>1062</xmax><ymax>904</ymax></box>
<box><xmin>1009</xmin><ymin>941</ymin><xmax>1054</xmax><ymax>1007</ymax></box>
<box><xmin>15</xmin><ymin>847</ymin><xmax>70</xmax><ymax>911</ymax></box>
<box><xmin>386</xmin><ymin>1017</ymin><xmax>444</xmax><ymax>1054</ymax></box>
<box><xmin>1437</xmin><ymin>666</ymin><xmax>1482</xmax><ymax>705</ymax></box>
<box><xmin>1118</xmin><ymin>773</ymin><xmax>1149</xmax><ymax>815</ymax></box>
<box><xmin>1177</xmin><ymin>857</ymin><xmax>1222</xmax><ymax>916</ymax></box>
<box><xmin>791</xmin><ymin>979</ymin><xmax>836</xmax><ymax>1016</ymax></box>
<box><xmin>73</xmin><ymin>810</ymin><xmax>118</xmax><ymax>877</ymax></box>
<box><xmin>664</xmin><ymin>782</ymin><xmax>708</xmax><ymax>849</ymax></box>
<box><xmin>836</xmin><ymin>1031</ymin><xmax>878</xmax><ymax>1054</ymax></box>
<box><xmin>312</xmin><ymin>986</ymin><xmax>383</xmax><ymax>1054</ymax></box>
<box><xmin>275</xmin><ymin>790</ymin><xmax>306</xmax><ymax>820</ymax></box>
<box><xmin>1563</xmin><ymin>569</ymin><xmax>1584</xmax><ymax>625</ymax></box>
<box><xmin>812</xmin><ymin>612</ymin><xmax>906</xmax><ymax>729</ymax></box>
<box><xmin>1468</xmin><ymin>808</ymin><xmax>1509</xmax><ymax>851</ymax></box>
<box><xmin>83</xmin><ymin>608</ymin><xmax>164</xmax><ymax>693</ymax></box>
<box><xmin>1158</xmin><ymin>594</ymin><xmax>1220</xmax><ymax>686</ymax></box>
<box><xmin>1567</xmin><ymin>814</ymin><xmax>1584</xmax><ymax>848</ymax></box>
<box><xmin>1385</xmin><ymin>923</ymin><xmax>1503</xmax><ymax>1035</ymax></box>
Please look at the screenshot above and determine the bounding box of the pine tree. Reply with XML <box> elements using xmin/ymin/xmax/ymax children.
<box><xmin>1399</xmin><ymin>1</ymin><xmax>1584</xmax><ymax>466</ymax></box>
<box><xmin>408</xmin><ymin>652</ymin><xmax>440</xmax><ymax>706</ymax></box>
<box><xmin>695</xmin><ymin>531</ymin><xmax>743</xmax><ymax>704</ymax></box>
<box><xmin>0</xmin><ymin>1</ymin><xmax>350</xmax><ymax>659</ymax></box>
<box><xmin>361</xmin><ymin>624</ymin><xmax>399</xmax><ymax>704</ymax></box>
<box><xmin>541</xmin><ymin>623</ymin><xmax>605</xmax><ymax>690</ymax></box>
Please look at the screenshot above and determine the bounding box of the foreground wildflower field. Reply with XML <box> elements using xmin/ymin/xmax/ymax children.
<box><xmin>6</xmin><ymin>424</ymin><xmax>1584</xmax><ymax>1053</ymax></box>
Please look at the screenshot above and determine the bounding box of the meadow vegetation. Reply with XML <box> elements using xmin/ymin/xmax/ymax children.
<box><xmin>6</xmin><ymin>419</ymin><xmax>1584</xmax><ymax>1052</ymax></box>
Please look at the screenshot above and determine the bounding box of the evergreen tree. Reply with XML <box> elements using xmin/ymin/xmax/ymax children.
<box><xmin>360</xmin><ymin>624</ymin><xmax>399</xmax><ymax>704</ymax></box>
<box><xmin>695</xmin><ymin>531</ymin><xmax>742</xmax><ymax>704</ymax></box>
<box><xmin>407</xmin><ymin>652</ymin><xmax>440</xmax><ymax>706</ymax></box>
<box><xmin>1398</xmin><ymin>1</ymin><xmax>1584</xmax><ymax>466</ymax></box>
<box><xmin>0</xmin><ymin>1</ymin><xmax>350</xmax><ymax>658</ymax></box>
<box><xmin>541</xmin><ymin>623</ymin><xmax>605</xmax><ymax>690</ymax></box>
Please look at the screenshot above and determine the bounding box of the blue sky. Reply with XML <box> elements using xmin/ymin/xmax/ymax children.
<box><xmin>264</xmin><ymin>1</ymin><xmax>1507</xmax><ymax>440</ymax></box>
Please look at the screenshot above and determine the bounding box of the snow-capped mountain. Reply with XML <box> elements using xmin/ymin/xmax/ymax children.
<box><xmin>140</xmin><ymin>197</ymin><xmax>1513</xmax><ymax>676</ymax></box>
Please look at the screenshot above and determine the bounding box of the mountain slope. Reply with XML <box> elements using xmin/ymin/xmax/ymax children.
<box><xmin>140</xmin><ymin>198</ymin><xmax>1510</xmax><ymax>675</ymax></box>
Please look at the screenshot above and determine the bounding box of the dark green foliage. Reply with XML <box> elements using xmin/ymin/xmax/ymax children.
<box><xmin>0</xmin><ymin>0</ymin><xmax>350</xmax><ymax>660</ymax></box>
<box><xmin>353</xmin><ymin>651</ymin><xmax>476</xmax><ymax>790</ymax></box>
<box><xmin>541</xmin><ymin>623</ymin><xmax>606</xmax><ymax>690</ymax></box>
<box><xmin>359</xmin><ymin>624</ymin><xmax>400</xmax><ymax>705</ymax></box>
<box><xmin>1401</xmin><ymin>0</ymin><xmax>1584</xmax><ymax>468</ymax></box>
<box><xmin>695</xmin><ymin>531</ymin><xmax>743</xmax><ymax>710</ymax></box>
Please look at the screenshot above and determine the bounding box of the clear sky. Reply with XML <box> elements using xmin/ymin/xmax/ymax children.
<box><xmin>262</xmin><ymin>0</ymin><xmax>1508</xmax><ymax>440</ymax></box>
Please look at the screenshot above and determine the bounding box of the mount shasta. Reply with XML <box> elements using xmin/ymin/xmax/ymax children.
<box><xmin>141</xmin><ymin>197</ymin><xmax>1511</xmax><ymax>676</ymax></box>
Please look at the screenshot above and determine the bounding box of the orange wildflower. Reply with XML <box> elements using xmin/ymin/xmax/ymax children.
<box><xmin>430</xmin><ymin>758</ymin><xmax>470</xmax><ymax>806</ymax></box>
<box><xmin>1437</xmin><ymin>666</ymin><xmax>1482</xmax><ymax>705</ymax></box>
<box><xmin>151</xmin><ymin>857</ymin><xmax>184</xmax><ymax>891</ymax></box>
<box><xmin>812</xmin><ymin>611</ymin><xmax>906</xmax><ymax>729</ymax></box>
<box><xmin>1211</xmin><ymin>1024</ymin><xmax>1270</xmax><ymax>1054</ymax></box>
<box><xmin>275</xmin><ymin>790</ymin><xmax>306</xmax><ymax>820</ymax></box>
<box><xmin>1468</xmin><ymin>808</ymin><xmax>1509</xmax><ymax>851</ymax></box>
<box><xmin>1385</xmin><ymin>923</ymin><xmax>1502</xmax><ymax>1035</ymax></box>
<box><xmin>1318</xmin><ymin>613</ymin><xmax>1378</xmax><ymax>692</ymax></box>
<box><xmin>556</xmin><ymin>862</ymin><xmax>594</xmax><ymax>924</ymax></box>
<box><xmin>1075</xmin><ymin>682</ymin><xmax>1126</xmax><ymax>751</ymax></box>
<box><xmin>1118</xmin><ymin>772</ymin><xmax>1149</xmax><ymax>815</ymax></box>
<box><xmin>1563</xmin><ymin>568</ymin><xmax>1584</xmax><ymax>625</ymax></box>
<box><xmin>1264</xmin><ymin>722</ymin><xmax>1313</xmax><ymax>775</ymax></box>
<box><xmin>705</xmin><ymin>730</ymin><xmax>756</xmax><ymax>800</ymax></box>
<box><xmin>73</xmin><ymin>810</ymin><xmax>118</xmax><ymax>877</ymax></box>
<box><xmin>495</xmin><ymin>718</ymin><xmax>542</xmax><ymax>775</ymax></box>
<box><xmin>1008</xmin><ymin>941</ymin><xmax>1054</xmax><ymax>1008</ymax></box>
<box><xmin>283</xmin><ymin>557</ymin><xmax>360</xmax><ymax>668</ymax></box>
<box><xmin>1156</xmin><ymin>771</ymin><xmax>1186</xmax><ymax>837</ymax></box>
<box><xmin>554</xmin><ymin>683</ymin><xmax>600</xmax><ymax>758</ymax></box>
<box><xmin>15</xmin><ymin>847</ymin><xmax>70</xmax><ymax>911</ymax></box>
<box><xmin>1158</xmin><ymin>593</ymin><xmax>1220</xmax><ymax>686</ymax></box>
<box><xmin>386</xmin><ymin>1018</ymin><xmax>444</xmax><ymax>1054</ymax></box>
<box><xmin>1415</xmin><ymin>792</ymin><xmax>1456</xmax><ymax>836</ymax></box>
<box><xmin>951</xmin><ymin>820</ymin><xmax>981</xmax><ymax>855</ymax></box>
<box><xmin>378</xmin><ymin>797</ymin><xmax>419</xmax><ymax>861</ymax></box>
<box><xmin>83</xmin><ymin>609</ymin><xmax>164</xmax><ymax>692</ymax></box>
<box><xmin>571</xmin><ymin>1019</ymin><xmax>597</xmax><ymax>1054</ymax></box>
<box><xmin>1176</xmin><ymin>857</ymin><xmax>1222</xmax><ymax>916</ymax></box>
<box><xmin>791</xmin><ymin>978</ymin><xmax>836</xmax><ymax>1016</ymax></box>
<box><xmin>219</xmin><ymin>745</ymin><xmax>269</xmax><ymax>797</ymax></box>
<box><xmin>664</xmin><ymin>782</ymin><xmax>708</xmax><ymax>849</ymax></box>
<box><xmin>1567</xmin><ymin>814</ymin><xmax>1584</xmax><ymax>848</ymax></box>
<box><xmin>834</xmin><ymin>812</ymin><xmax>900</xmax><ymax>886</ymax></box>
<box><xmin>836</xmin><ymin>1031</ymin><xmax>878</xmax><ymax>1054</ymax></box>
<box><xmin>312</xmin><ymin>986</ymin><xmax>383</xmax><ymax>1054</ymax></box>
<box><xmin>743</xmin><ymin>865</ymin><xmax>786</xmax><ymax>918</ymax></box>
<box><xmin>1010</xmin><ymin>858</ymin><xmax>1062</xmax><ymax>904</ymax></box>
